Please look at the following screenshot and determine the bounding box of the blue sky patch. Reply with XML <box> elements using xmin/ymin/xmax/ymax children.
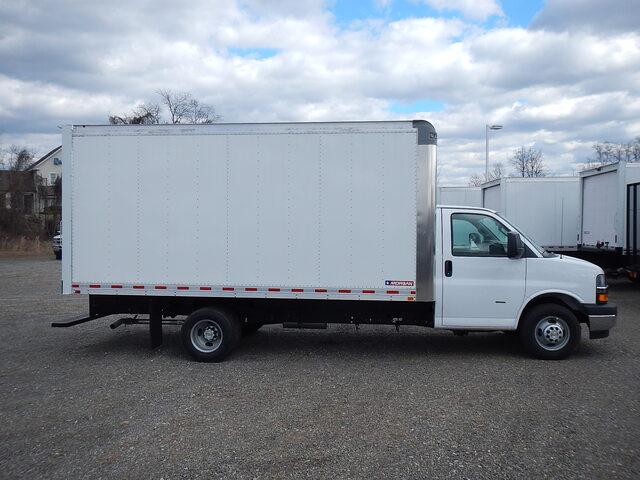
<box><xmin>227</xmin><ymin>47</ymin><xmax>279</xmax><ymax>59</ymax></box>
<box><xmin>389</xmin><ymin>99</ymin><xmax>445</xmax><ymax>113</ymax></box>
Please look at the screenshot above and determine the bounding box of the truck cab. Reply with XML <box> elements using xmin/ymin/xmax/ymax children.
<box><xmin>436</xmin><ymin>206</ymin><xmax>616</xmax><ymax>359</ymax></box>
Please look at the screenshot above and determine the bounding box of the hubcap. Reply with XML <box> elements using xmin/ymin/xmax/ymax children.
<box><xmin>535</xmin><ymin>316</ymin><xmax>570</xmax><ymax>351</ymax></box>
<box><xmin>190</xmin><ymin>319</ymin><xmax>223</xmax><ymax>353</ymax></box>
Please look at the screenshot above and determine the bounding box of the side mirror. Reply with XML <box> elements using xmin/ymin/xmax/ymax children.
<box><xmin>507</xmin><ymin>231</ymin><xmax>525</xmax><ymax>259</ymax></box>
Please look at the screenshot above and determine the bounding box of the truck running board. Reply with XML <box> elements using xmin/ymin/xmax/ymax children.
<box><xmin>51</xmin><ymin>313</ymin><xmax>107</xmax><ymax>328</ymax></box>
<box><xmin>283</xmin><ymin>322</ymin><xmax>328</xmax><ymax>329</ymax></box>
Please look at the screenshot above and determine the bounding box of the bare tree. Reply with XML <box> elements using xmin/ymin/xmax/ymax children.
<box><xmin>109</xmin><ymin>102</ymin><xmax>160</xmax><ymax>125</ymax></box>
<box><xmin>510</xmin><ymin>146</ymin><xmax>546</xmax><ymax>177</ymax></box>
<box><xmin>2</xmin><ymin>145</ymin><xmax>34</xmax><ymax>171</ymax></box>
<box><xmin>588</xmin><ymin>137</ymin><xmax>640</xmax><ymax>166</ymax></box>
<box><xmin>0</xmin><ymin>146</ymin><xmax>39</xmax><ymax>237</ymax></box>
<box><xmin>467</xmin><ymin>161</ymin><xmax>505</xmax><ymax>186</ymax></box>
<box><xmin>186</xmin><ymin>97</ymin><xmax>219</xmax><ymax>124</ymax></box>
<box><xmin>157</xmin><ymin>89</ymin><xmax>219</xmax><ymax>124</ymax></box>
<box><xmin>468</xmin><ymin>173</ymin><xmax>484</xmax><ymax>187</ymax></box>
<box><xmin>109</xmin><ymin>91</ymin><xmax>219</xmax><ymax>125</ymax></box>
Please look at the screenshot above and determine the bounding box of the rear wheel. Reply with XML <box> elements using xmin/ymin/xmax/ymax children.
<box><xmin>519</xmin><ymin>304</ymin><xmax>580</xmax><ymax>360</ymax></box>
<box><xmin>181</xmin><ymin>308</ymin><xmax>241</xmax><ymax>362</ymax></box>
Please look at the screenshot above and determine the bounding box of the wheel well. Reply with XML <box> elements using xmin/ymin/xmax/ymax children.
<box><xmin>517</xmin><ymin>294</ymin><xmax>588</xmax><ymax>330</ymax></box>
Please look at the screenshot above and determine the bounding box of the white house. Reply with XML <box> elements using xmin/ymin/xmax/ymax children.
<box><xmin>29</xmin><ymin>145</ymin><xmax>62</xmax><ymax>187</ymax></box>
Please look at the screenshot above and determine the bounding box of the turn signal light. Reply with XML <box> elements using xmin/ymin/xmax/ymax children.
<box><xmin>596</xmin><ymin>274</ymin><xmax>608</xmax><ymax>305</ymax></box>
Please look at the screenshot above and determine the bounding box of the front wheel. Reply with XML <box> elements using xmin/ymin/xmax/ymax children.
<box><xmin>519</xmin><ymin>304</ymin><xmax>581</xmax><ymax>360</ymax></box>
<box><xmin>181</xmin><ymin>308</ymin><xmax>241</xmax><ymax>362</ymax></box>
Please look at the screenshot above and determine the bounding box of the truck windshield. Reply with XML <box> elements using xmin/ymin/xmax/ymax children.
<box><xmin>496</xmin><ymin>213</ymin><xmax>557</xmax><ymax>258</ymax></box>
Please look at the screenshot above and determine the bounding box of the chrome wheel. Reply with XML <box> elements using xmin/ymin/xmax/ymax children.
<box><xmin>534</xmin><ymin>316</ymin><xmax>570</xmax><ymax>351</ymax></box>
<box><xmin>190</xmin><ymin>319</ymin><xmax>223</xmax><ymax>353</ymax></box>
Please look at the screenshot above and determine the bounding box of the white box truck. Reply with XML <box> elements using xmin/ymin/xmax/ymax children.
<box><xmin>437</xmin><ymin>186</ymin><xmax>482</xmax><ymax>207</ymax></box>
<box><xmin>53</xmin><ymin>121</ymin><xmax>616</xmax><ymax>361</ymax></box>
<box><xmin>579</xmin><ymin>162</ymin><xmax>640</xmax><ymax>254</ymax></box>
<box><xmin>481</xmin><ymin>177</ymin><xmax>580</xmax><ymax>252</ymax></box>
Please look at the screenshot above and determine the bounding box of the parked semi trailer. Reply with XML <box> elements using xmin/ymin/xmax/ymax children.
<box><xmin>437</xmin><ymin>186</ymin><xmax>482</xmax><ymax>207</ymax></box>
<box><xmin>578</xmin><ymin>162</ymin><xmax>640</xmax><ymax>280</ymax></box>
<box><xmin>579</xmin><ymin>162</ymin><xmax>639</xmax><ymax>253</ymax></box>
<box><xmin>53</xmin><ymin>121</ymin><xmax>615</xmax><ymax>361</ymax></box>
<box><xmin>481</xmin><ymin>177</ymin><xmax>580</xmax><ymax>252</ymax></box>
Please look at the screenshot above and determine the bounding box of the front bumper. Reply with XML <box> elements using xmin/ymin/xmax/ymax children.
<box><xmin>581</xmin><ymin>304</ymin><xmax>617</xmax><ymax>339</ymax></box>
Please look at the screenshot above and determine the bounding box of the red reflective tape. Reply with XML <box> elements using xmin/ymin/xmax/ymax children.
<box><xmin>362</xmin><ymin>290</ymin><xmax>375</xmax><ymax>294</ymax></box>
<box><xmin>245</xmin><ymin>287</ymin><xmax>257</xmax><ymax>292</ymax></box>
<box><xmin>292</xmin><ymin>288</ymin><xmax>304</xmax><ymax>293</ymax></box>
<box><xmin>268</xmin><ymin>287</ymin><xmax>281</xmax><ymax>292</ymax></box>
<box><xmin>199</xmin><ymin>286</ymin><xmax>212</xmax><ymax>291</ymax></box>
<box><xmin>338</xmin><ymin>289</ymin><xmax>351</xmax><ymax>293</ymax></box>
<box><xmin>89</xmin><ymin>284</ymin><xmax>100</xmax><ymax>288</ymax></box>
<box><xmin>110</xmin><ymin>284</ymin><xmax>123</xmax><ymax>289</ymax></box>
<box><xmin>71</xmin><ymin>283</ymin><xmax>79</xmax><ymax>288</ymax></box>
<box><xmin>133</xmin><ymin>285</ymin><xmax>144</xmax><ymax>289</ymax></box>
<box><xmin>410</xmin><ymin>290</ymin><xmax>416</xmax><ymax>295</ymax></box>
<box><xmin>386</xmin><ymin>290</ymin><xmax>399</xmax><ymax>294</ymax></box>
<box><xmin>74</xmin><ymin>289</ymin><xmax>81</xmax><ymax>294</ymax></box>
<box><xmin>223</xmin><ymin>287</ymin><xmax>234</xmax><ymax>291</ymax></box>
<box><xmin>154</xmin><ymin>285</ymin><xmax>167</xmax><ymax>290</ymax></box>
<box><xmin>177</xmin><ymin>286</ymin><xmax>189</xmax><ymax>290</ymax></box>
<box><xmin>315</xmin><ymin>288</ymin><xmax>327</xmax><ymax>293</ymax></box>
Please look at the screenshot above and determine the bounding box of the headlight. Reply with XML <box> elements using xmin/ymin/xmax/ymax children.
<box><xmin>596</xmin><ymin>274</ymin><xmax>608</xmax><ymax>304</ymax></box>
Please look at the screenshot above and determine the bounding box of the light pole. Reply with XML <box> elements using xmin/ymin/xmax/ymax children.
<box><xmin>485</xmin><ymin>124</ymin><xmax>503</xmax><ymax>179</ymax></box>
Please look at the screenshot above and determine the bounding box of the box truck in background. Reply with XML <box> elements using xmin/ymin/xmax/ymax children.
<box><xmin>437</xmin><ymin>186</ymin><xmax>482</xmax><ymax>207</ymax></box>
<box><xmin>579</xmin><ymin>162</ymin><xmax>640</xmax><ymax>281</ymax></box>
<box><xmin>481</xmin><ymin>177</ymin><xmax>580</xmax><ymax>252</ymax></box>
<box><xmin>53</xmin><ymin>121</ymin><xmax>615</xmax><ymax>361</ymax></box>
<box><xmin>579</xmin><ymin>162</ymin><xmax>640</xmax><ymax>254</ymax></box>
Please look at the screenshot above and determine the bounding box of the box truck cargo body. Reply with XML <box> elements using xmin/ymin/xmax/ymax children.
<box><xmin>437</xmin><ymin>186</ymin><xmax>482</xmax><ymax>207</ymax></box>
<box><xmin>481</xmin><ymin>177</ymin><xmax>580</xmax><ymax>251</ymax></box>
<box><xmin>54</xmin><ymin>121</ymin><xmax>616</xmax><ymax>361</ymax></box>
<box><xmin>579</xmin><ymin>162</ymin><xmax>640</xmax><ymax>256</ymax></box>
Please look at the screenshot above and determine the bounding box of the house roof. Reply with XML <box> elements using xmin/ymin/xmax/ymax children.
<box><xmin>28</xmin><ymin>145</ymin><xmax>62</xmax><ymax>170</ymax></box>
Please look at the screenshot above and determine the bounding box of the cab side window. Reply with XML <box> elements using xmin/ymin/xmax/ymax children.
<box><xmin>451</xmin><ymin>213</ymin><xmax>509</xmax><ymax>257</ymax></box>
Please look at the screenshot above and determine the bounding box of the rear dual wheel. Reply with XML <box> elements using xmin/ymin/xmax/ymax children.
<box><xmin>181</xmin><ymin>308</ymin><xmax>241</xmax><ymax>362</ymax></box>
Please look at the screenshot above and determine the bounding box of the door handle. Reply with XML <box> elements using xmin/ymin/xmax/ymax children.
<box><xmin>445</xmin><ymin>260</ymin><xmax>453</xmax><ymax>277</ymax></box>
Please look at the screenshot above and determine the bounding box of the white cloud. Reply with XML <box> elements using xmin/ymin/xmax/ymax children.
<box><xmin>0</xmin><ymin>0</ymin><xmax>639</xmax><ymax>185</ymax></box>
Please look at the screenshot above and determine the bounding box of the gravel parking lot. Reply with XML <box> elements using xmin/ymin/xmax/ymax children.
<box><xmin>1</xmin><ymin>255</ymin><xmax>639</xmax><ymax>479</ymax></box>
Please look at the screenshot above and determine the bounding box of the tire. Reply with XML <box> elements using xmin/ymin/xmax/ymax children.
<box><xmin>242</xmin><ymin>323</ymin><xmax>263</xmax><ymax>336</ymax></box>
<box><xmin>518</xmin><ymin>304</ymin><xmax>580</xmax><ymax>360</ymax></box>
<box><xmin>181</xmin><ymin>308</ymin><xmax>241</xmax><ymax>362</ymax></box>
<box><xmin>55</xmin><ymin>251</ymin><xmax>62</xmax><ymax>260</ymax></box>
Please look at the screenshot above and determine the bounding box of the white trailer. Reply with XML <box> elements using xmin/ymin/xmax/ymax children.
<box><xmin>481</xmin><ymin>177</ymin><xmax>580</xmax><ymax>251</ymax></box>
<box><xmin>437</xmin><ymin>186</ymin><xmax>482</xmax><ymax>207</ymax></box>
<box><xmin>53</xmin><ymin>121</ymin><xmax>616</xmax><ymax>361</ymax></box>
<box><xmin>579</xmin><ymin>162</ymin><xmax>640</xmax><ymax>257</ymax></box>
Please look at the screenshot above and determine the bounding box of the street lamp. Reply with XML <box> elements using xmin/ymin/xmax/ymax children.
<box><xmin>485</xmin><ymin>124</ymin><xmax>503</xmax><ymax>179</ymax></box>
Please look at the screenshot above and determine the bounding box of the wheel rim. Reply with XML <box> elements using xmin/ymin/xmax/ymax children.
<box><xmin>534</xmin><ymin>316</ymin><xmax>570</xmax><ymax>351</ymax></box>
<box><xmin>190</xmin><ymin>319</ymin><xmax>223</xmax><ymax>353</ymax></box>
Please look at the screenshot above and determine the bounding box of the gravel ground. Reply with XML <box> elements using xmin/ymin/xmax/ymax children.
<box><xmin>0</xmin><ymin>256</ymin><xmax>639</xmax><ymax>480</ymax></box>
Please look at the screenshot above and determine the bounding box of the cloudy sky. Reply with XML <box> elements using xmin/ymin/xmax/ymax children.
<box><xmin>0</xmin><ymin>0</ymin><xmax>639</xmax><ymax>184</ymax></box>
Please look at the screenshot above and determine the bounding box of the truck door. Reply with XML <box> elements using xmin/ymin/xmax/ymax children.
<box><xmin>441</xmin><ymin>209</ymin><xmax>526</xmax><ymax>329</ymax></box>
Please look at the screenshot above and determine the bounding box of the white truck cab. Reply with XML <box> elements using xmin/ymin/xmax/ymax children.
<box><xmin>436</xmin><ymin>206</ymin><xmax>616</xmax><ymax>358</ymax></box>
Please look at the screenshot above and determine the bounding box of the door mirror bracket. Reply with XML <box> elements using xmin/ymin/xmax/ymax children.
<box><xmin>507</xmin><ymin>232</ymin><xmax>525</xmax><ymax>259</ymax></box>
